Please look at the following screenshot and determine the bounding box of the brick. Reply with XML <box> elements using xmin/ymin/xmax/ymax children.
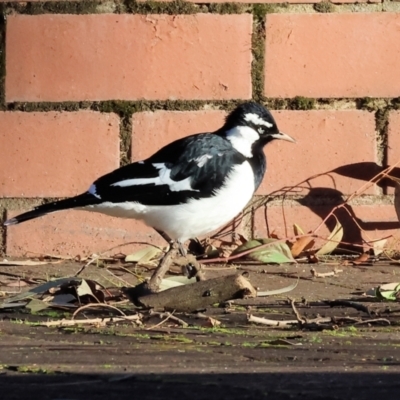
<box><xmin>6</xmin><ymin>14</ymin><xmax>252</xmax><ymax>102</ymax></box>
<box><xmin>254</xmin><ymin>203</ymin><xmax>400</xmax><ymax>251</ymax></box>
<box><xmin>387</xmin><ymin>111</ymin><xmax>400</xmax><ymax>194</ymax></box>
<box><xmin>387</xmin><ymin>111</ymin><xmax>400</xmax><ymax>162</ymax></box>
<box><xmin>264</xmin><ymin>13</ymin><xmax>400</xmax><ymax>98</ymax></box>
<box><xmin>136</xmin><ymin>0</ymin><xmax>381</xmax><ymax>3</ymax></box>
<box><xmin>259</xmin><ymin>110</ymin><xmax>377</xmax><ymax>195</ymax></box>
<box><xmin>131</xmin><ymin>110</ymin><xmax>226</xmax><ymax>160</ymax></box>
<box><xmin>0</xmin><ymin>111</ymin><xmax>119</xmax><ymax>197</ymax></box>
<box><xmin>0</xmin><ymin>0</ymin><xmax>382</xmax><ymax>2</ymax></box>
<box><xmin>5</xmin><ymin>209</ymin><xmax>165</xmax><ymax>257</ymax></box>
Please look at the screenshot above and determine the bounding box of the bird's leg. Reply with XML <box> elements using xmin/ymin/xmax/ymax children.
<box><xmin>177</xmin><ymin>240</ymin><xmax>187</xmax><ymax>257</ymax></box>
<box><xmin>147</xmin><ymin>241</ymin><xmax>180</xmax><ymax>292</ymax></box>
<box><xmin>154</xmin><ymin>229</ymin><xmax>173</xmax><ymax>249</ymax></box>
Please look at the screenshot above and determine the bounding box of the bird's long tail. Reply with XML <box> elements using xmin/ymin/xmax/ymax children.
<box><xmin>4</xmin><ymin>192</ymin><xmax>100</xmax><ymax>226</ymax></box>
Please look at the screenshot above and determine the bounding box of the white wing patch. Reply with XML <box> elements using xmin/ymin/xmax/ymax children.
<box><xmin>192</xmin><ymin>154</ymin><xmax>213</xmax><ymax>168</ymax></box>
<box><xmin>111</xmin><ymin>163</ymin><xmax>198</xmax><ymax>192</ymax></box>
<box><xmin>225</xmin><ymin>126</ymin><xmax>260</xmax><ymax>158</ymax></box>
<box><xmin>88</xmin><ymin>184</ymin><xmax>101</xmax><ymax>199</ymax></box>
<box><xmin>244</xmin><ymin>113</ymin><xmax>273</xmax><ymax>128</ymax></box>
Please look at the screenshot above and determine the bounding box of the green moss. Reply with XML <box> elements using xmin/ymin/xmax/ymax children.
<box><xmin>208</xmin><ymin>3</ymin><xmax>249</xmax><ymax>14</ymax></box>
<box><xmin>253</xmin><ymin>4</ymin><xmax>278</xmax><ymax>22</ymax></box>
<box><xmin>288</xmin><ymin>96</ymin><xmax>315</xmax><ymax>110</ymax></box>
<box><xmin>391</xmin><ymin>97</ymin><xmax>400</xmax><ymax>110</ymax></box>
<box><xmin>252</xmin><ymin>22</ymin><xmax>265</xmax><ymax>103</ymax></box>
<box><xmin>14</xmin><ymin>1</ymin><xmax>100</xmax><ymax>15</ymax></box>
<box><xmin>9</xmin><ymin>102</ymin><xmax>81</xmax><ymax>112</ymax></box>
<box><xmin>125</xmin><ymin>0</ymin><xmax>199</xmax><ymax>15</ymax></box>
<box><xmin>314</xmin><ymin>1</ymin><xmax>335</xmax><ymax>13</ymax></box>
<box><xmin>263</xmin><ymin>98</ymin><xmax>288</xmax><ymax>110</ymax></box>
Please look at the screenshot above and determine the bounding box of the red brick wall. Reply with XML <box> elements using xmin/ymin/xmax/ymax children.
<box><xmin>1</xmin><ymin>1</ymin><xmax>400</xmax><ymax>257</ymax></box>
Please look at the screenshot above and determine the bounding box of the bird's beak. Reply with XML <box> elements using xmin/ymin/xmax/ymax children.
<box><xmin>272</xmin><ymin>132</ymin><xmax>296</xmax><ymax>143</ymax></box>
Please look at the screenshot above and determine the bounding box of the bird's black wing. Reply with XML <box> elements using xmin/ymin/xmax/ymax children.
<box><xmin>92</xmin><ymin>133</ymin><xmax>246</xmax><ymax>206</ymax></box>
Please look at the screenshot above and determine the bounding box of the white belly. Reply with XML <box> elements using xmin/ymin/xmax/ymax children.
<box><xmin>84</xmin><ymin>162</ymin><xmax>255</xmax><ymax>242</ymax></box>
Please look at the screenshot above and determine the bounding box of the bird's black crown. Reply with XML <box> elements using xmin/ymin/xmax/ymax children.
<box><xmin>223</xmin><ymin>102</ymin><xmax>279</xmax><ymax>134</ymax></box>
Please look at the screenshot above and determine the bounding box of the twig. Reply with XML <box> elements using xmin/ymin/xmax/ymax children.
<box><xmin>353</xmin><ymin>318</ymin><xmax>390</xmax><ymax>326</ymax></box>
<box><xmin>40</xmin><ymin>314</ymin><xmax>141</xmax><ymax>328</ymax></box>
<box><xmin>247</xmin><ymin>314</ymin><xmax>298</xmax><ymax>327</ymax></box>
<box><xmin>72</xmin><ymin>303</ymin><xmax>127</xmax><ymax>319</ymax></box>
<box><xmin>289</xmin><ymin>297</ymin><xmax>306</xmax><ymax>323</ymax></box>
<box><xmin>311</xmin><ymin>268</ymin><xmax>343</xmax><ymax>278</ymax></box>
<box><xmin>147</xmin><ymin>245</ymin><xmax>180</xmax><ymax>292</ymax></box>
<box><xmin>147</xmin><ymin>310</ymin><xmax>188</xmax><ymax>328</ymax></box>
<box><xmin>146</xmin><ymin>310</ymin><xmax>176</xmax><ymax>330</ymax></box>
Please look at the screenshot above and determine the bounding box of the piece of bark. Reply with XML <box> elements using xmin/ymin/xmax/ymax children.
<box><xmin>126</xmin><ymin>273</ymin><xmax>256</xmax><ymax>312</ymax></box>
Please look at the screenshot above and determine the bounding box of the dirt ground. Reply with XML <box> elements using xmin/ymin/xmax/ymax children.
<box><xmin>1</xmin><ymin>259</ymin><xmax>400</xmax><ymax>400</ymax></box>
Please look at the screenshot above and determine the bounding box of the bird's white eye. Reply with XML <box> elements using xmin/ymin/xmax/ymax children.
<box><xmin>258</xmin><ymin>127</ymin><xmax>265</xmax><ymax>134</ymax></box>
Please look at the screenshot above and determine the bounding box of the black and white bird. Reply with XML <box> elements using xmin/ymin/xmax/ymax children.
<box><xmin>4</xmin><ymin>102</ymin><xmax>295</xmax><ymax>254</ymax></box>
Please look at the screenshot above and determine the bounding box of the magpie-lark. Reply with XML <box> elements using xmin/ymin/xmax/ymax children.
<box><xmin>4</xmin><ymin>102</ymin><xmax>295</xmax><ymax>255</ymax></box>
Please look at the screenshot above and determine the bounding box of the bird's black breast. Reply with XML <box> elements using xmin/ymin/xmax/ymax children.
<box><xmin>91</xmin><ymin>133</ymin><xmax>248</xmax><ymax>206</ymax></box>
<box><xmin>247</xmin><ymin>151</ymin><xmax>267</xmax><ymax>191</ymax></box>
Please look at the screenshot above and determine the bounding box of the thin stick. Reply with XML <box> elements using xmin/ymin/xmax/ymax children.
<box><xmin>72</xmin><ymin>303</ymin><xmax>127</xmax><ymax>319</ymax></box>
<box><xmin>40</xmin><ymin>314</ymin><xmax>141</xmax><ymax>328</ymax></box>
<box><xmin>147</xmin><ymin>310</ymin><xmax>188</xmax><ymax>328</ymax></box>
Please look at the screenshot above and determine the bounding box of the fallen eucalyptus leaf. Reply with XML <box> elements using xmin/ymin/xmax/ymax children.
<box><xmin>316</xmin><ymin>218</ymin><xmax>343</xmax><ymax>255</ymax></box>
<box><xmin>373</xmin><ymin>238</ymin><xmax>387</xmax><ymax>256</ymax></box>
<box><xmin>232</xmin><ymin>238</ymin><xmax>295</xmax><ymax>264</ymax></box>
<box><xmin>377</xmin><ymin>282</ymin><xmax>400</xmax><ymax>301</ymax></box>
<box><xmin>159</xmin><ymin>276</ymin><xmax>197</xmax><ymax>291</ymax></box>
<box><xmin>26</xmin><ymin>298</ymin><xmax>49</xmax><ymax>313</ymax></box>
<box><xmin>290</xmin><ymin>236</ymin><xmax>315</xmax><ymax>258</ymax></box>
<box><xmin>76</xmin><ymin>279</ymin><xmax>95</xmax><ymax>298</ymax></box>
<box><xmin>293</xmin><ymin>223</ymin><xmax>305</xmax><ymax>236</ymax></box>
<box><xmin>352</xmin><ymin>253</ymin><xmax>370</xmax><ymax>265</ymax></box>
<box><xmin>3</xmin><ymin>277</ymin><xmax>81</xmax><ymax>304</ymax></box>
<box><xmin>125</xmin><ymin>246</ymin><xmax>162</xmax><ymax>264</ymax></box>
<box><xmin>257</xmin><ymin>278</ymin><xmax>299</xmax><ymax>296</ymax></box>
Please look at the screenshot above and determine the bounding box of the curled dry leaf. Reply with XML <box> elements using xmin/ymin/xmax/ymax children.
<box><xmin>125</xmin><ymin>246</ymin><xmax>162</xmax><ymax>265</ymax></box>
<box><xmin>293</xmin><ymin>223</ymin><xmax>305</xmax><ymax>236</ymax></box>
<box><xmin>316</xmin><ymin>218</ymin><xmax>343</xmax><ymax>255</ymax></box>
<box><xmin>232</xmin><ymin>238</ymin><xmax>295</xmax><ymax>264</ymax></box>
<box><xmin>269</xmin><ymin>230</ymin><xmax>280</xmax><ymax>239</ymax></box>
<box><xmin>290</xmin><ymin>236</ymin><xmax>316</xmax><ymax>258</ymax></box>
<box><xmin>372</xmin><ymin>238</ymin><xmax>387</xmax><ymax>256</ymax></box>
<box><xmin>366</xmin><ymin>282</ymin><xmax>400</xmax><ymax>301</ymax></box>
<box><xmin>352</xmin><ymin>253</ymin><xmax>370</xmax><ymax>265</ymax></box>
<box><xmin>257</xmin><ymin>278</ymin><xmax>299</xmax><ymax>296</ymax></box>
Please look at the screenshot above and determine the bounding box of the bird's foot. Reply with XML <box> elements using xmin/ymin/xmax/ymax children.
<box><xmin>146</xmin><ymin>243</ymin><xmax>179</xmax><ymax>292</ymax></box>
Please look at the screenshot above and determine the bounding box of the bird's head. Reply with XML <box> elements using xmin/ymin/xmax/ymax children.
<box><xmin>221</xmin><ymin>102</ymin><xmax>295</xmax><ymax>158</ymax></box>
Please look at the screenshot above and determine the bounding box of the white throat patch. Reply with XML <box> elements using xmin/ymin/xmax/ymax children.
<box><xmin>244</xmin><ymin>113</ymin><xmax>273</xmax><ymax>128</ymax></box>
<box><xmin>225</xmin><ymin>126</ymin><xmax>259</xmax><ymax>158</ymax></box>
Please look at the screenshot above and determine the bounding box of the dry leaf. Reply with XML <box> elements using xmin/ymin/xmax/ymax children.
<box><xmin>373</xmin><ymin>238</ymin><xmax>387</xmax><ymax>256</ymax></box>
<box><xmin>316</xmin><ymin>218</ymin><xmax>343</xmax><ymax>255</ymax></box>
<box><xmin>207</xmin><ymin>317</ymin><xmax>221</xmax><ymax>328</ymax></box>
<box><xmin>125</xmin><ymin>246</ymin><xmax>162</xmax><ymax>265</ymax></box>
<box><xmin>269</xmin><ymin>230</ymin><xmax>280</xmax><ymax>239</ymax></box>
<box><xmin>352</xmin><ymin>253</ymin><xmax>370</xmax><ymax>265</ymax></box>
<box><xmin>290</xmin><ymin>236</ymin><xmax>315</xmax><ymax>258</ymax></box>
<box><xmin>257</xmin><ymin>278</ymin><xmax>299</xmax><ymax>296</ymax></box>
<box><xmin>293</xmin><ymin>223</ymin><xmax>305</xmax><ymax>236</ymax></box>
